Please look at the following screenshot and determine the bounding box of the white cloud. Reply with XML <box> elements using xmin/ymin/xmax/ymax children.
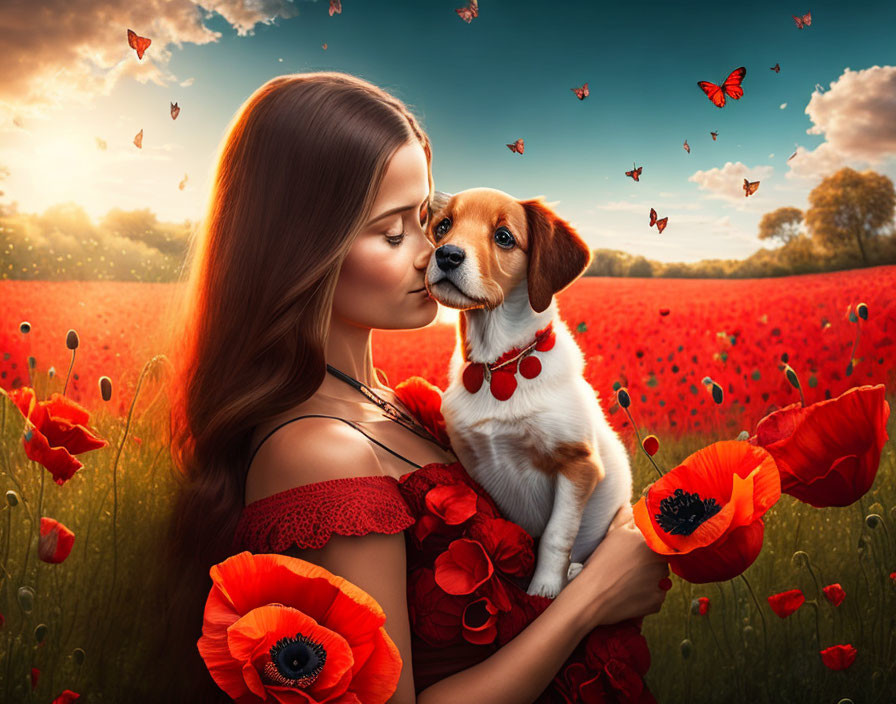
<box><xmin>787</xmin><ymin>65</ymin><xmax>896</xmax><ymax>182</ymax></box>
<box><xmin>0</xmin><ymin>0</ymin><xmax>301</xmax><ymax>120</ymax></box>
<box><xmin>688</xmin><ymin>161</ymin><xmax>775</xmax><ymax>207</ymax></box>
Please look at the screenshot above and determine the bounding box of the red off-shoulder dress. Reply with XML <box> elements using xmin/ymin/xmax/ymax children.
<box><xmin>232</xmin><ymin>377</ymin><xmax>656</xmax><ymax>703</ymax></box>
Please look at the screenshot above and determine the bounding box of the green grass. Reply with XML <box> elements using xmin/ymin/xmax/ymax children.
<box><xmin>1</xmin><ymin>366</ymin><xmax>894</xmax><ymax>703</ymax></box>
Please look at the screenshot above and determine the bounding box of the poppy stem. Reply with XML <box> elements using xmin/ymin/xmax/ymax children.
<box><xmin>738</xmin><ymin>572</ymin><xmax>773</xmax><ymax>704</ymax></box>
<box><xmin>620</xmin><ymin>406</ymin><xmax>665</xmax><ymax>478</ymax></box>
<box><xmin>62</xmin><ymin>348</ymin><xmax>76</xmax><ymax>397</ymax></box>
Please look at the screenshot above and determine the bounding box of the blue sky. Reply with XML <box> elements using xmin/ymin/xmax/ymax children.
<box><xmin>1</xmin><ymin>0</ymin><xmax>895</xmax><ymax>262</ymax></box>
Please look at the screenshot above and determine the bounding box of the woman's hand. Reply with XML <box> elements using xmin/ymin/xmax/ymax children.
<box><xmin>558</xmin><ymin>503</ymin><xmax>671</xmax><ymax>630</ymax></box>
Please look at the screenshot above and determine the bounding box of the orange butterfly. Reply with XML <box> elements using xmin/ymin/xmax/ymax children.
<box><xmin>329</xmin><ymin>0</ymin><xmax>342</xmax><ymax>16</ymax></box>
<box><xmin>170</xmin><ymin>102</ymin><xmax>180</xmax><ymax>120</ymax></box>
<box><xmin>743</xmin><ymin>178</ymin><xmax>760</xmax><ymax>197</ymax></box>
<box><xmin>456</xmin><ymin>0</ymin><xmax>479</xmax><ymax>22</ymax></box>
<box><xmin>179</xmin><ymin>174</ymin><xmax>188</xmax><ymax>190</ymax></box>
<box><xmin>133</xmin><ymin>129</ymin><xmax>143</xmax><ymax>149</ymax></box>
<box><xmin>571</xmin><ymin>82</ymin><xmax>589</xmax><ymax>100</ymax></box>
<box><xmin>793</xmin><ymin>12</ymin><xmax>811</xmax><ymax>28</ymax></box>
<box><xmin>507</xmin><ymin>138</ymin><xmax>524</xmax><ymax>154</ymax></box>
<box><xmin>649</xmin><ymin>208</ymin><xmax>668</xmax><ymax>234</ymax></box>
<box><xmin>770</xmin><ymin>63</ymin><xmax>781</xmax><ymax>73</ymax></box>
<box><xmin>322</xmin><ymin>43</ymin><xmax>328</xmax><ymax>50</ymax></box>
<box><xmin>710</xmin><ymin>131</ymin><xmax>718</xmax><ymax>141</ymax></box>
<box><xmin>683</xmin><ymin>139</ymin><xmax>690</xmax><ymax>153</ymax></box>
<box><xmin>697</xmin><ymin>66</ymin><xmax>746</xmax><ymax>108</ymax></box>
<box><xmin>127</xmin><ymin>29</ymin><xmax>151</xmax><ymax>60</ymax></box>
<box><xmin>625</xmin><ymin>163</ymin><xmax>642</xmax><ymax>181</ymax></box>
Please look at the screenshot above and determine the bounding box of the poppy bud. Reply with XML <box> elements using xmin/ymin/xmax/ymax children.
<box><xmin>856</xmin><ymin>302</ymin><xmax>868</xmax><ymax>320</ymax></box>
<box><xmin>99</xmin><ymin>376</ymin><xmax>113</xmax><ymax>402</ymax></box>
<box><xmin>17</xmin><ymin>586</ymin><xmax>34</xmax><ymax>613</ymax></box>
<box><xmin>680</xmin><ymin>639</ymin><xmax>692</xmax><ymax>659</ymax></box>
<box><xmin>66</xmin><ymin>329</ymin><xmax>79</xmax><ymax>350</ymax></box>
<box><xmin>34</xmin><ymin>624</ymin><xmax>48</xmax><ymax>644</ymax></box>
<box><xmin>736</xmin><ymin>430</ymin><xmax>750</xmax><ymax>441</ymax></box>
<box><xmin>711</xmin><ymin>382</ymin><xmax>723</xmax><ymax>404</ymax></box>
<box><xmin>6</xmin><ymin>490</ymin><xmax>19</xmax><ymax>507</ymax></box>
<box><xmin>783</xmin><ymin>363</ymin><xmax>800</xmax><ymax>390</ymax></box>
<box><xmin>865</xmin><ymin>514</ymin><xmax>881</xmax><ymax>529</ymax></box>
<box><xmin>743</xmin><ymin>625</ymin><xmax>755</xmax><ymax>641</ymax></box>
<box><xmin>642</xmin><ymin>435</ymin><xmax>659</xmax><ymax>456</ymax></box>
<box><xmin>19</xmin><ymin>321</ymin><xmax>31</xmax><ymax>334</ymax></box>
<box><xmin>48</xmin><ymin>366</ymin><xmax>55</xmax><ymax>378</ymax></box>
<box><xmin>27</xmin><ymin>356</ymin><xmax>36</xmax><ymax>369</ymax></box>
<box><xmin>791</xmin><ymin>550</ymin><xmax>809</xmax><ymax>568</ymax></box>
<box><xmin>616</xmin><ymin>387</ymin><xmax>630</xmax><ymax>409</ymax></box>
<box><xmin>72</xmin><ymin>648</ymin><xmax>86</xmax><ymax>666</ymax></box>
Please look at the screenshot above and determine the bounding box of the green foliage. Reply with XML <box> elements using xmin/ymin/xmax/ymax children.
<box><xmin>0</xmin><ymin>204</ymin><xmax>192</xmax><ymax>281</ymax></box>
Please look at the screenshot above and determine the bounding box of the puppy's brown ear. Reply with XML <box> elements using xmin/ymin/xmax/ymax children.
<box><xmin>521</xmin><ymin>197</ymin><xmax>593</xmax><ymax>314</ymax></box>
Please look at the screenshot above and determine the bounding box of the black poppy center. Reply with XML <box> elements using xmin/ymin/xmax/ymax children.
<box><xmin>654</xmin><ymin>487</ymin><xmax>722</xmax><ymax>536</ymax></box>
<box><xmin>464</xmin><ymin>599</ymin><xmax>489</xmax><ymax>629</ymax></box>
<box><xmin>270</xmin><ymin>634</ymin><xmax>327</xmax><ymax>681</ymax></box>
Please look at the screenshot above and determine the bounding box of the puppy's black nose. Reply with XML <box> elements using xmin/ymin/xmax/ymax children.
<box><xmin>435</xmin><ymin>244</ymin><xmax>465</xmax><ymax>272</ymax></box>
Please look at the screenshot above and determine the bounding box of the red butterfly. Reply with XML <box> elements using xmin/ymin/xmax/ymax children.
<box><xmin>625</xmin><ymin>163</ymin><xmax>642</xmax><ymax>181</ymax></box>
<box><xmin>133</xmin><ymin>129</ymin><xmax>143</xmax><ymax>149</ymax></box>
<box><xmin>571</xmin><ymin>82</ymin><xmax>589</xmax><ymax>100</ymax></box>
<box><xmin>683</xmin><ymin>139</ymin><xmax>690</xmax><ymax>153</ymax></box>
<box><xmin>710</xmin><ymin>131</ymin><xmax>718</xmax><ymax>141</ymax></box>
<box><xmin>507</xmin><ymin>138</ymin><xmax>524</xmax><ymax>154</ymax></box>
<box><xmin>697</xmin><ymin>66</ymin><xmax>746</xmax><ymax>108</ymax></box>
<box><xmin>127</xmin><ymin>29</ymin><xmax>151</xmax><ymax>60</ymax></box>
<box><xmin>743</xmin><ymin>178</ymin><xmax>760</xmax><ymax>197</ymax></box>
<box><xmin>456</xmin><ymin>0</ymin><xmax>479</xmax><ymax>22</ymax></box>
<box><xmin>793</xmin><ymin>12</ymin><xmax>811</xmax><ymax>29</ymax></box>
<box><xmin>649</xmin><ymin>208</ymin><xmax>668</xmax><ymax>234</ymax></box>
<box><xmin>170</xmin><ymin>102</ymin><xmax>180</xmax><ymax>120</ymax></box>
<box><xmin>770</xmin><ymin>63</ymin><xmax>781</xmax><ymax>73</ymax></box>
<box><xmin>179</xmin><ymin>174</ymin><xmax>188</xmax><ymax>191</ymax></box>
<box><xmin>329</xmin><ymin>0</ymin><xmax>342</xmax><ymax>16</ymax></box>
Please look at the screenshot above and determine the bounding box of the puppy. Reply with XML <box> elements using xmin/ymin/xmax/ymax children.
<box><xmin>423</xmin><ymin>188</ymin><xmax>633</xmax><ymax>598</ymax></box>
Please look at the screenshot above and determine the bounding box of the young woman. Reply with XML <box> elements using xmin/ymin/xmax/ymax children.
<box><xmin>158</xmin><ymin>71</ymin><xmax>670</xmax><ymax>703</ymax></box>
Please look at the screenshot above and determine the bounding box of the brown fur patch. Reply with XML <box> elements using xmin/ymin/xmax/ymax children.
<box><xmin>530</xmin><ymin>440</ymin><xmax>605</xmax><ymax>500</ymax></box>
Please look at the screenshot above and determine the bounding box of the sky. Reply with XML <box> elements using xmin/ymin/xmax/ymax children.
<box><xmin>1</xmin><ymin>0</ymin><xmax>895</xmax><ymax>263</ymax></box>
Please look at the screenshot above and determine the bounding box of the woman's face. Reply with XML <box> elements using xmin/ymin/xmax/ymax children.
<box><xmin>332</xmin><ymin>141</ymin><xmax>440</xmax><ymax>330</ymax></box>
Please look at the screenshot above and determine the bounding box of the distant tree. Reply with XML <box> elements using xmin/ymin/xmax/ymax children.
<box><xmin>758</xmin><ymin>207</ymin><xmax>803</xmax><ymax>245</ymax></box>
<box><xmin>627</xmin><ymin>256</ymin><xmax>653</xmax><ymax>277</ymax></box>
<box><xmin>805</xmin><ymin>167</ymin><xmax>896</xmax><ymax>264</ymax></box>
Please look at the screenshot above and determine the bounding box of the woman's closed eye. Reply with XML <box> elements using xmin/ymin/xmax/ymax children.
<box><xmin>384</xmin><ymin>207</ymin><xmax>430</xmax><ymax>247</ymax></box>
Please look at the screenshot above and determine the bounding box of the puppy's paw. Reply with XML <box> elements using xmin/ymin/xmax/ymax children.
<box><xmin>567</xmin><ymin>562</ymin><xmax>584</xmax><ymax>581</ymax></box>
<box><xmin>527</xmin><ymin>571</ymin><xmax>567</xmax><ymax>599</ymax></box>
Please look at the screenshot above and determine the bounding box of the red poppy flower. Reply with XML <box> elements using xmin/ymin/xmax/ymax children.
<box><xmin>632</xmin><ymin>441</ymin><xmax>781</xmax><ymax>583</ymax></box>
<box><xmin>425</xmin><ymin>483</ymin><xmax>478</xmax><ymax>525</ymax></box>
<box><xmin>51</xmin><ymin>691</ymin><xmax>79</xmax><ymax>704</ymax></box>
<box><xmin>462</xmin><ymin>596</ymin><xmax>499</xmax><ymax>645</ymax></box>
<box><xmin>393</xmin><ymin>376</ymin><xmax>452</xmax><ymax>448</ymax></box>
<box><xmin>822</xmin><ymin>583</ymin><xmax>846</xmax><ymax>607</ymax></box>
<box><xmin>197</xmin><ymin>551</ymin><xmax>402</xmax><ymax>703</ymax></box>
<box><xmin>749</xmin><ymin>385</ymin><xmax>889</xmax><ymax>507</ymax></box>
<box><xmin>434</xmin><ymin>539</ymin><xmax>494</xmax><ymax>595</ymax></box>
<box><xmin>467</xmin><ymin>515</ymin><xmax>535</xmax><ymax>578</ymax></box>
<box><xmin>6</xmin><ymin>387</ymin><xmax>107</xmax><ymax>485</ymax></box>
<box><xmin>767</xmin><ymin>588</ymin><xmax>805</xmax><ymax>618</ymax></box>
<box><xmin>38</xmin><ymin>517</ymin><xmax>75</xmax><ymax>564</ymax></box>
<box><xmin>820</xmin><ymin>644</ymin><xmax>857</xmax><ymax>670</ymax></box>
<box><xmin>407</xmin><ymin>567</ymin><xmax>468</xmax><ymax>647</ymax></box>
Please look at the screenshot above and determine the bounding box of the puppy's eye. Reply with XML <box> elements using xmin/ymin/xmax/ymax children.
<box><xmin>433</xmin><ymin>217</ymin><xmax>451</xmax><ymax>241</ymax></box>
<box><xmin>494</xmin><ymin>227</ymin><xmax>515</xmax><ymax>249</ymax></box>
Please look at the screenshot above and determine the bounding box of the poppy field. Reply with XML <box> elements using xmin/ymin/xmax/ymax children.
<box><xmin>0</xmin><ymin>266</ymin><xmax>895</xmax><ymax>702</ymax></box>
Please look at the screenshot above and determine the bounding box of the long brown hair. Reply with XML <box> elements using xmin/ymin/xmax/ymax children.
<box><xmin>152</xmin><ymin>71</ymin><xmax>434</xmax><ymax>701</ymax></box>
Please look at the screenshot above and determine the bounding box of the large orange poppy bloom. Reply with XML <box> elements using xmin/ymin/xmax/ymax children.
<box><xmin>749</xmin><ymin>384</ymin><xmax>889</xmax><ymax>508</ymax></box>
<box><xmin>197</xmin><ymin>551</ymin><xmax>402</xmax><ymax>703</ymax></box>
<box><xmin>633</xmin><ymin>441</ymin><xmax>781</xmax><ymax>583</ymax></box>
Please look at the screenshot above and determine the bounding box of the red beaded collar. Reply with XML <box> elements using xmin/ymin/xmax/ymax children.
<box><xmin>460</xmin><ymin>321</ymin><xmax>556</xmax><ymax>401</ymax></box>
